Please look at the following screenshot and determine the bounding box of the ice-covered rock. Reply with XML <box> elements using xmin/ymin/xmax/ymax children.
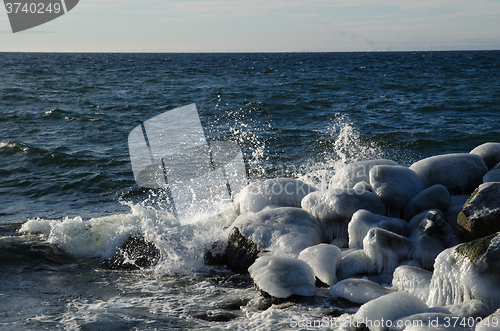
<box><xmin>338</xmin><ymin>249</ymin><xmax>378</xmax><ymax>280</ymax></box>
<box><xmin>409</xmin><ymin>153</ymin><xmax>488</xmax><ymax>195</ymax></box>
<box><xmin>483</xmin><ymin>163</ymin><xmax>500</xmax><ymax>183</ymax></box>
<box><xmin>363</xmin><ymin>228</ymin><xmax>411</xmax><ymax>274</ymax></box>
<box><xmin>406</xmin><ymin>210</ymin><xmax>444</xmax><ymax>237</ymax></box>
<box><xmin>470</xmin><ymin>142</ymin><xmax>500</xmax><ymax>170</ymax></box>
<box><xmin>408</xmin><ymin>212</ymin><xmax>461</xmax><ymax>270</ymax></box>
<box><xmin>427</xmin><ymin>233</ymin><xmax>500</xmax><ymax>313</ymax></box>
<box><xmin>298</xmin><ymin>244</ymin><xmax>342</xmax><ymax>286</ymax></box>
<box><xmin>369</xmin><ymin>165</ymin><xmax>425</xmax><ymax>218</ymax></box>
<box><xmin>390</xmin><ymin>313</ymin><xmax>460</xmax><ymax>331</ymax></box>
<box><xmin>458</xmin><ymin>182</ymin><xmax>500</xmax><ymax>242</ymax></box>
<box><xmin>476</xmin><ymin>308</ymin><xmax>500</xmax><ymax>331</ymax></box>
<box><xmin>446</xmin><ymin>300</ymin><xmax>491</xmax><ymax>319</ymax></box>
<box><xmin>225</xmin><ymin>207</ymin><xmax>324</xmax><ymax>273</ymax></box>
<box><xmin>301</xmin><ymin>188</ymin><xmax>386</xmax><ymax>242</ymax></box>
<box><xmin>235</xmin><ymin>178</ymin><xmax>316</xmax><ymax>214</ymax></box>
<box><xmin>354</xmin><ymin>292</ymin><xmax>429</xmax><ymax>331</ymax></box>
<box><xmin>392</xmin><ymin>265</ymin><xmax>433</xmax><ymax>302</ymax></box>
<box><xmin>329</xmin><ymin>159</ymin><xmax>400</xmax><ymax>188</ymax></box>
<box><xmin>329</xmin><ymin>278</ymin><xmax>393</xmax><ymax>304</ymax></box>
<box><xmin>403</xmin><ymin>184</ymin><xmax>452</xmax><ymax>221</ymax></box>
<box><xmin>353</xmin><ymin>181</ymin><xmax>373</xmax><ymax>192</ymax></box>
<box><xmin>348</xmin><ymin>209</ymin><xmax>407</xmax><ymax>248</ymax></box>
<box><xmin>248</xmin><ymin>256</ymin><xmax>316</xmax><ymax>299</ymax></box>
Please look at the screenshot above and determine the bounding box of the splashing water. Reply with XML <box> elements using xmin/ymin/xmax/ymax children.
<box><xmin>298</xmin><ymin>114</ymin><xmax>385</xmax><ymax>189</ymax></box>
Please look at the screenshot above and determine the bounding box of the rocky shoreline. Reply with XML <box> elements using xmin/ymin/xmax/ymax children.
<box><xmin>211</xmin><ymin>142</ymin><xmax>500</xmax><ymax>330</ymax></box>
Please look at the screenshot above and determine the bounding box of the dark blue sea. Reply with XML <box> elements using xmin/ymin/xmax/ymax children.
<box><xmin>1</xmin><ymin>51</ymin><xmax>499</xmax><ymax>330</ymax></box>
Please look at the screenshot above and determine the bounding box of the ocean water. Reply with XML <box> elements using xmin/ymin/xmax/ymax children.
<box><xmin>1</xmin><ymin>51</ymin><xmax>499</xmax><ymax>330</ymax></box>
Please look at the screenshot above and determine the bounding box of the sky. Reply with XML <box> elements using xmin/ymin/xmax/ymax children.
<box><xmin>1</xmin><ymin>0</ymin><xmax>500</xmax><ymax>52</ymax></box>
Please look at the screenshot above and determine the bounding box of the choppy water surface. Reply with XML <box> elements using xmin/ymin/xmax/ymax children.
<box><xmin>1</xmin><ymin>51</ymin><xmax>499</xmax><ymax>330</ymax></box>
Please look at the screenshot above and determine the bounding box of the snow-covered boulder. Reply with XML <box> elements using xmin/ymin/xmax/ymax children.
<box><xmin>363</xmin><ymin>228</ymin><xmax>411</xmax><ymax>274</ymax></box>
<box><xmin>329</xmin><ymin>278</ymin><xmax>393</xmax><ymax>304</ymax></box>
<box><xmin>403</xmin><ymin>184</ymin><xmax>451</xmax><ymax>221</ymax></box>
<box><xmin>369</xmin><ymin>165</ymin><xmax>425</xmax><ymax>218</ymax></box>
<box><xmin>427</xmin><ymin>233</ymin><xmax>500</xmax><ymax>313</ymax></box>
<box><xmin>483</xmin><ymin>163</ymin><xmax>500</xmax><ymax>183</ymax></box>
<box><xmin>470</xmin><ymin>142</ymin><xmax>500</xmax><ymax>170</ymax></box>
<box><xmin>354</xmin><ymin>292</ymin><xmax>429</xmax><ymax>331</ymax></box>
<box><xmin>298</xmin><ymin>244</ymin><xmax>342</xmax><ymax>286</ymax></box>
<box><xmin>225</xmin><ymin>207</ymin><xmax>324</xmax><ymax>273</ymax></box>
<box><xmin>348</xmin><ymin>209</ymin><xmax>407</xmax><ymax>248</ymax></box>
<box><xmin>329</xmin><ymin>159</ymin><xmax>400</xmax><ymax>188</ymax></box>
<box><xmin>301</xmin><ymin>188</ymin><xmax>386</xmax><ymax>242</ymax></box>
<box><xmin>248</xmin><ymin>256</ymin><xmax>316</xmax><ymax>299</ymax></box>
<box><xmin>338</xmin><ymin>249</ymin><xmax>378</xmax><ymax>280</ymax></box>
<box><xmin>392</xmin><ymin>265</ymin><xmax>433</xmax><ymax>302</ymax></box>
<box><xmin>235</xmin><ymin>178</ymin><xmax>316</xmax><ymax>214</ymax></box>
<box><xmin>457</xmin><ymin>182</ymin><xmax>500</xmax><ymax>242</ymax></box>
<box><xmin>409</xmin><ymin>153</ymin><xmax>488</xmax><ymax>195</ymax></box>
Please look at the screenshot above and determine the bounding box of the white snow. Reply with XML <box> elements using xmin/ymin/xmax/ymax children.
<box><xmin>248</xmin><ymin>256</ymin><xmax>316</xmax><ymax>298</ymax></box>
<box><xmin>329</xmin><ymin>278</ymin><xmax>393</xmax><ymax>304</ymax></box>
<box><xmin>235</xmin><ymin>178</ymin><xmax>316</xmax><ymax>214</ymax></box>
<box><xmin>298</xmin><ymin>243</ymin><xmax>342</xmax><ymax>286</ymax></box>
<box><xmin>354</xmin><ymin>292</ymin><xmax>429</xmax><ymax>331</ymax></box>
<box><xmin>348</xmin><ymin>209</ymin><xmax>407</xmax><ymax>248</ymax></box>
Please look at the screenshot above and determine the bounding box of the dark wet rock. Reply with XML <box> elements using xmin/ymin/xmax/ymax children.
<box><xmin>219</xmin><ymin>298</ymin><xmax>251</xmax><ymax>310</ymax></box>
<box><xmin>458</xmin><ymin>182</ymin><xmax>500</xmax><ymax>242</ymax></box>
<box><xmin>204</xmin><ymin>241</ymin><xmax>227</xmax><ymax>266</ymax></box>
<box><xmin>193</xmin><ymin>311</ymin><xmax>238</xmax><ymax>322</ymax></box>
<box><xmin>110</xmin><ymin>236</ymin><xmax>160</xmax><ymax>270</ymax></box>
<box><xmin>226</xmin><ymin>227</ymin><xmax>261</xmax><ymax>274</ymax></box>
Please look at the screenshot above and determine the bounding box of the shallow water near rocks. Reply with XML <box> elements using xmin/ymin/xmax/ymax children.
<box><xmin>1</xmin><ymin>51</ymin><xmax>500</xmax><ymax>330</ymax></box>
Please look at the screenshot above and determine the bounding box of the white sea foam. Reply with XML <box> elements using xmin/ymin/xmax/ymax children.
<box><xmin>19</xmin><ymin>199</ymin><xmax>238</xmax><ymax>275</ymax></box>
